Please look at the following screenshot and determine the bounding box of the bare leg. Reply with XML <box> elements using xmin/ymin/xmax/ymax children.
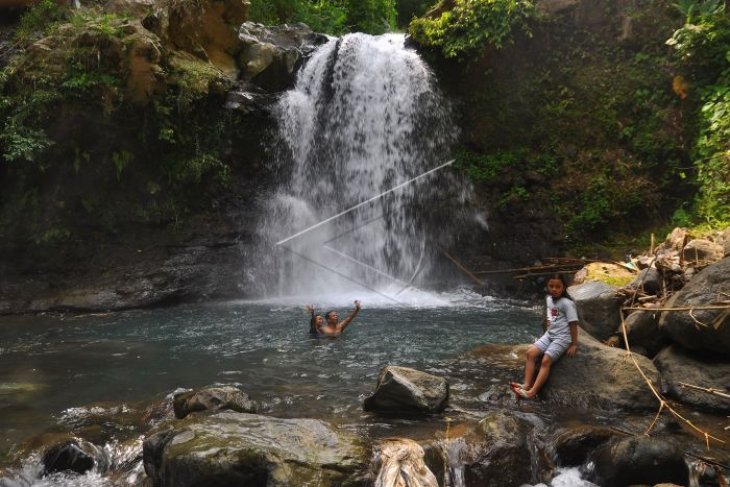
<box><xmin>523</xmin><ymin>346</ymin><xmax>542</xmax><ymax>388</ymax></box>
<box><xmin>526</xmin><ymin>355</ymin><xmax>553</xmax><ymax>398</ymax></box>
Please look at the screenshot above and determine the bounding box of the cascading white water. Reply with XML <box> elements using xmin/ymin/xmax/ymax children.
<box><xmin>264</xmin><ymin>33</ymin><xmax>462</xmax><ymax>298</ymax></box>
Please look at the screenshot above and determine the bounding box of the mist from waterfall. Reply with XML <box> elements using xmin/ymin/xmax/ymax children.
<box><xmin>262</xmin><ymin>33</ymin><xmax>467</xmax><ymax>299</ymax></box>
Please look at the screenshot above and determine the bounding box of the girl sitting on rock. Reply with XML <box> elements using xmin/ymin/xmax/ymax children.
<box><xmin>511</xmin><ymin>273</ymin><xmax>579</xmax><ymax>399</ymax></box>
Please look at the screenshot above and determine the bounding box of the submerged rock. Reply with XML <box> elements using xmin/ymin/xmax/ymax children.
<box><xmin>172</xmin><ymin>385</ymin><xmax>257</xmax><ymax>419</ymax></box>
<box><xmin>41</xmin><ymin>439</ymin><xmax>99</xmax><ymax>476</ymax></box>
<box><xmin>363</xmin><ymin>366</ymin><xmax>449</xmax><ymax>415</ymax></box>
<box><xmin>142</xmin><ymin>412</ymin><xmax>368</xmax><ymax>487</ymax></box>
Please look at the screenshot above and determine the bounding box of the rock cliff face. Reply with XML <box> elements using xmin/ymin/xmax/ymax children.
<box><xmin>0</xmin><ymin>0</ymin><xmax>326</xmax><ymax>313</ymax></box>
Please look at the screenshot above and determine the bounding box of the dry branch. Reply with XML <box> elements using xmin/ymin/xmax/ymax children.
<box><xmin>619</xmin><ymin>311</ymin><xmax>726</xmax><ymax>448</ymax></box>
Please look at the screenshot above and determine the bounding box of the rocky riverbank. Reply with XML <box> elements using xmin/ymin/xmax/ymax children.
<box><xmin>1</xmin><ymin>228</ymin><xmax>728</xmax><ymax>487</ymax></box>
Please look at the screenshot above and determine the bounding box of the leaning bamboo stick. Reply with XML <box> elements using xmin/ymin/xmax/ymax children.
<box><xmin>678</xmin><ymin>383</ymin><xmax>730</xmax><ymax>401</ymax></box>
<box><xmin>620</xmin><ymin>313</ymin><xmax>725</xmax><ymax>447</ymax></box>
<box><xmin>438</xmin><ymin>247</ymin><xmax>484</xmax><ymax>286</ymax></box>
<box><xmin>622</xmin><ymin>305</ymin><xmax>730</xmax><ymax>312</ymax></box>
<box><xmin>473</xmin><ymin>264</ymin><xmax>583</xmax><ymax>275</ymax></box>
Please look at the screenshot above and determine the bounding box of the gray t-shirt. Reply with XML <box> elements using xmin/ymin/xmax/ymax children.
<box><xmin>546</xmin><ymin>296</ymin><xmax>578</xmax><ymax>342</ymax></box>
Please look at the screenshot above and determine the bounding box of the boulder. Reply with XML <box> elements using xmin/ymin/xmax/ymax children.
<box><xmin>588</xmin><ymin>437</ymin><xmax>689</xmax><ymax>487</ymax></box>
<box><xmin>148</xmin><ymin>0</ymin><xmax>250</xmax><ymax>76</ymax></box>
<box><xmin>172</xmin><ymin>385</ymin><xmax>257</xmax><ymax>419</ymax></box>
<box><xmin>238</xmin><ymin>22</ymin><xmax>328</xmax><ymax>91</ymax></box>
<box><xmin>469</xmin><ymin>335</ymin><xmax>659</xmax><ymax>410</ymax></box>
<box><xmin>659</xmin><ymin>256</ymin><xmax>730</xmax><ymax>355</ymax></box>
<box><xmin>629</xmin><ymin>267</ymin><xmax>663</xmax><ymax>295</ymax></box>
<box><xmin>571</xmin><ymin>262</ymin><xmax>636</xmax><ymax>287</ymax></box>
<box><xmin>553</xmin><ymin>425</ymin><xmax>618</xmax><ymax>466</ymax></box>
<box><xmin>41</xmin><ymin>439</ymin><xmax>99</xmax><ymax>476</ymax></box>
<box><xmin>662</xmin><ymin>227</ymin><xmax>690</xmax><ymax>252</ymax></box>
<box><xmin>623</xmin><ymin>310</ymin><xmax>667</xmax><ymax>356</ymax></box>
<box><xmin>654</xmin><ymin>345</ymin><xmax>730</xmax><ymax>413</ymax></box>
<box><xmin>434</xmin><ymin>412</ymin><xmax>540</xmax><ymax>487</ymax></box>
<box><xmin>371</xmin><ymin>438</ymin><xmax>438</xmax><ymax>487</ymax></box>
<box><xmin>542</xmin><ymin>330</ymin><xmax>660</xmax><ymax>410</ymax></box>
<box><xmin>363</xmin><ymin>366</ymin><xmax>448</xmax><ymax>415</ymax></box>
<box><xmin>682</xmin><ymin>238</ymin><xmax>724</xmax><ymax>266</ymax></box>
<box><xmin>143</xmin><ymin>412</ymin><xmax>368</xmax><ymax>487</ymax></box>
<box><xmin>568</xmin><ymin>281</ymin><xmax>622</xmax><ymax>340</ymax></box>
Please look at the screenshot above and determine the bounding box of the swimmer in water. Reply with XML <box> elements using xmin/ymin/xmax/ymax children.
<box><xmin>305</xmin><ymin>304</ymin><xmax>326</xmax><ymax>337</ymax></box>
<box><xmin>305</xmin><ymin>300</ymin><xmax>362</xmax><ymax>337</ymax></box>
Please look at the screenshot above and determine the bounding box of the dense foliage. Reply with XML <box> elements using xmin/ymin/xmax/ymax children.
<box><xmin>248</xmin><ymin>0</ymin><xmax>397</xmax><ymax>34</ymax></box>
<box><xmin>408</xmin><ymin>0</ymin><xmax>535</xmax><ymax>58</ymax></box>
<box><xmin>0</xmin><ymin>1</ymin><xmax>243</xmax><ymax>240</ymax></box>
<box><xmin>668</xmin><ymin>6</ymin><xmax>730</xmax><ymax>225</ymax></box>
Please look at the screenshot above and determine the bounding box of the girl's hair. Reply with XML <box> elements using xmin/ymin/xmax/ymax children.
<box><xmin>546</xmin><ymin>273</ymin><xmax>572</xmax><ymax>299</ymax></box>
<box><xmin>309</xmin><ymin>313</ymin><xmax>322</xmax><ymax>335</ymax></box>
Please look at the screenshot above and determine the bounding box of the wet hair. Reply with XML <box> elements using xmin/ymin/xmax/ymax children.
<box><xmin>325</xmin><ymin>310</ymin><xmax>336</xmax><ymax>321</ymax></box>
<box><xmin>546</xmin><ymin>273</ymin><xmax>572</xmax><ymax>299</ymax></box>
<box><xmin>309</xmin><ymin>312</ymin><xmax>323</xmax><ymax>336</ymax></box>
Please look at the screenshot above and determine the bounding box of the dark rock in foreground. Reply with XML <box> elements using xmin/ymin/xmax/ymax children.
<box><xmin>425</xmin><ymin>411</ymin><xmax>546</xmax><ymax>487</ymax></box>
<box><xmin>553</xmin><ymin>425</ymin><xmax>618</xmax><ymax>466</ymax></box>
<box><xmin>41</xmin><ymin>439</ymin><xmax>98</xmax><ymax>476</ymax></box>
<box><xmin>363</xmin><ymin>366</ymin><xmax>448</xmax><ymax>415</ymax></box>
<box><xmin>654</xmin><ymin>344</ymin><xmax>730</xmax><ymax>413</ymax></box>
<box><xmin>143</xmin><ymin>412</ymin><xmax>368</xmax><ymax>487</ymax></box>
<box><xmin>588</xmin><ymin>437</ymin><xmax>689</xmax><ymax>487</ymax></box>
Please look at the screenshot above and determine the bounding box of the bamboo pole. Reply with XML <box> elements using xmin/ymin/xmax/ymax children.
<box><xmin>438</xmin><ymin>247</ymin><xmax>484</xmax><ymax>286</ymax></box>
<box><xmin>622</xmin><ymin>305</ymin><xmax>730</xmax><ymax>312</ymax></box>
<box><xmin>619</xmin><ymin>312</ymin><xmax>725</xmax><ymax>448</ymax></box>
<box><xmin>678</xmin><ymin>383</ymin><xmax>730</xmax><ymax>401</ymax></box>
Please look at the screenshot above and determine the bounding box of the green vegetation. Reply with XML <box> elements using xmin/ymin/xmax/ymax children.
<box><xmin>408</xmin><ymin>0</ymin><xmax>535</xmax><ymax>58</ymax></box>
<box><xmin>668</xmin><ymin>6</ymin><xmax>730</xmax><ymax>225</ymax></box>
<box><xmin>248</xmin><ymin>0</ymin><xmax>397</xmax><ymax>34</ymax></box>
<box><xmin>0</xmin><ymin>2</ymin><xmax>242</xmax><ymax>241</ymax></box>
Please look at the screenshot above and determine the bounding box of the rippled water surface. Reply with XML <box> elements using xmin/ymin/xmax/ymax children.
<box><xmin>0</xmin><ymin>291</ymin><xmax>540</xmax><ymax>454</ymax></box>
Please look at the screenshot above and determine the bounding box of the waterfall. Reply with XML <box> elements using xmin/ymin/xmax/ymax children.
<box><xmin>263</xmin><ymin>33</ymin><xmax>464</xmax><ymax>299</ymax></box>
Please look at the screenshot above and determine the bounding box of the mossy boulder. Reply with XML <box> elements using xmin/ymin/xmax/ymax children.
<box><xmin>143</xmin><ymin>412</ymin><xmax>369</xmax><ymax>487</ymax></box>
<box><xmin>145</xmin><ymin>0</ymin><xmax>250</xmax><ymax>76</ymax></box>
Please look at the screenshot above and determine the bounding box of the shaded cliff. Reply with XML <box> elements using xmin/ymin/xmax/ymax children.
<box><xmin>414</xmin><ymin>0</ymin><xmax>695</xmax><ymax>268</ymax></box>
<box><xmin>0</xmin><ymin>0</ymin><xmax>325</xmax><ymax>313</ymax></box>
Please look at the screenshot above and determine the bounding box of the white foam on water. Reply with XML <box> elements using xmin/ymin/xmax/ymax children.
<box><xmin>225</xmin><ymin>286</ymin><xmax>501</xmax><ymax>310</ymax></box>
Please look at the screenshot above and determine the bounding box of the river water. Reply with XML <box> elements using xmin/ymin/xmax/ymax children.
<box><xmin>2</xmin><ymin>294</ymin><xmax>728</xmax><ymax>486</ymax></box>
<box><xmin>0</xmin><ymin>291</ymin><xmax>539</xmax><ymax>456</ymax></box>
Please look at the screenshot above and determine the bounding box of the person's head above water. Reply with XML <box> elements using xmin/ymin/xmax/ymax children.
<box><xmin>546</xmin><ymin>273</ymin><xmax>570</xmax><ymax>300</ymax></box>
<box><xmin>325</xmin><ymin>310</ymin><xmax>338</xmax><ymax>325</ymax></box>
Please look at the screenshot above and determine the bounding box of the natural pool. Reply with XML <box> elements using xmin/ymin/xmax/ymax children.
<box><xmin>0</xmin><ymin>290</ymin><xmax>540</xmax><ymax>457</ymax></box>
<box><xmin>2</xmin><ymin>290</ymin><xmax>726</xmax><ymax>487</ymax></box>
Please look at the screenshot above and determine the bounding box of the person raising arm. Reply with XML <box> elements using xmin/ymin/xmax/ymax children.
<box><xmin>318</xmin><ymin>300</ymin><xmax>362</xmax><ymax>337</ymax></box>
